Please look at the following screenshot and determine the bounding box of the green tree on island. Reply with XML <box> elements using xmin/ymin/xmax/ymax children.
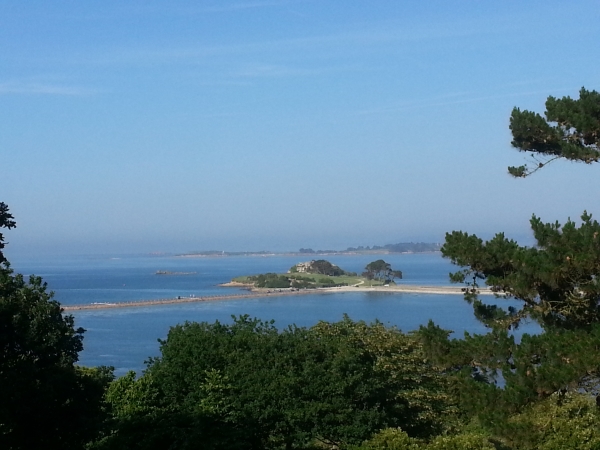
<box><xmin>363</xmin><ymin>260</ymin><xmax>402</xmax><ymax>284</ymax></box>
<box><xmin>308</xmin><ymin>259</ymin><xmax>346</xmax><ymax>276</ymax></box>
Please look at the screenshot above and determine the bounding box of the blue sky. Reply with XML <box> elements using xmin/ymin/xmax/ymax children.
<box><xmin>2</xmin><ymin>0</ymin><xmax>600</xmax><ymax>256</ymax></box>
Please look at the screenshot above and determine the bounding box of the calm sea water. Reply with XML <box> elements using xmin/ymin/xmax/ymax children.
<box><xmin>10</xmin><ymin>253</ymin><xmax>456</xmax><ymax>306</ymax></box>
<box><xmin>11</xmin><ymin>253</ymin><xmax>539</xmax><ymax>376</ymax></box>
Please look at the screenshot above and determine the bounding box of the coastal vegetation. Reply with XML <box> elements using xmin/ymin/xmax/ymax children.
<box><xmin>362</xmin><ymin>259</ymin><xmax>402</xmax><ymax>284</ymax></box>
<box><xmin>2</xmin><ymin>89</ymin><xmax>600</xmax><ymax>449</ymax></box>
<box><xmin>289</xmin><ymin>259</ymin><xmax>352</xmax><ymax>277</ymax></box>
<box><xmin>233</xmin><ymin>272</ymin><xmax>358</xmax><ymax>289</ymax></box>
<box><xmin>232</xmin><ymin>259</ymin><xmax>400</xmax><ymax>289</ymax></box>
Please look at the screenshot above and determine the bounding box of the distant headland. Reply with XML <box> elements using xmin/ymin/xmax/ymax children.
<box><xmin>178</xmin><ymin>242</ymin><xmax>441</xmax><ymax>258</ymax></box>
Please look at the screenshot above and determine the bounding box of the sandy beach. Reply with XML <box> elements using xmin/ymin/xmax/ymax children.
<box><xmin>62</xmin><ymin>284</ymin><xmax>494</xmax><ymax>311</ymax></box>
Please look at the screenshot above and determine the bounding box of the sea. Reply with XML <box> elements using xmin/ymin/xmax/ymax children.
<box><xmin>10</xmin><ymin>253</ymin><xmax>539</xmax><ymax>376</ymax></box>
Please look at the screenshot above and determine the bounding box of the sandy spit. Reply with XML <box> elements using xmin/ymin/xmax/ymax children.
<box><xmin>62</xmin><ymin>284</ymin><xmax>495</xmax><ymax>311</ymax></box>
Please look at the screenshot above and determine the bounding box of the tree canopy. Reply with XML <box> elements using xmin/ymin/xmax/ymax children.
<box><xmin>443</xmin><ymin>88</ymin><xmax>600</xmax><ymax>329</ymax></box>
<box><xmin>0</xmin><ymin>203</ymin><xmax>113</xmax><ymax>450</ymax></box>
<box><xmin>94</xmin><ymin>316</ymin><xmax>451</xmax><ymax>449</ymax></box>
<box><xmin>0</xmin><ymin>202</ymin><xmax>16</xmax><ymax>263</ymax></box>
<box><xmin>363</xmin><ymin>260</ymin><xmax>402</xmax><ymax>284</ymax></box>
<box><xmin>443</xmin><ymin>211</ymin><xmax>600</xmax><ymax>329</ymax></box>
<box><xmin>508</xmin><ymin>87</ymin><xmax>600</xmax><ymax>177</ymax></box>
<box><xmin>307</xmin><ymin>259</ymin><xmax>345</xmax><ymax>276</ymax></box>
<box><xmin>423</xmin><ymin>88</ymin><xmax>600</xmax><ymax>445</ymax></box>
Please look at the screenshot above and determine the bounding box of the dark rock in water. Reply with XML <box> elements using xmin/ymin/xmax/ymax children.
<box><xmin>155</xmin><ymin>270</ymin><xmax>197</xmax><ymax>275</ymax></box>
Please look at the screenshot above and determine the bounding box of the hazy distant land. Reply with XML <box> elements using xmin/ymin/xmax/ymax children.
<box><xmin>178</xmin><ymin>242</ymin><xmax>441</xmax><ymax>258</ymax></box>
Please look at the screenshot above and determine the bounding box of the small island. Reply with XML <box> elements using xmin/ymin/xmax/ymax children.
<box><xmin>225</xmin><ymin>259</ymin><xmax>402</xmax><ymax>290</ymax></box>
<box><xmin>155</xmin><ymin>270</ymin><xmax>197</xmax><ymax>275</ymax></box>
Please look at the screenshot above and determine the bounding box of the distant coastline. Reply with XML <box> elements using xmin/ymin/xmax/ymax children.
<box><xmin>178</xmin><ymin>251</ymin><xmax>442</xmax><ymax>258</ymax></box>
<box><xmin>177</xmin><ymin>242</ymin><xmax>442</xmax><ymax>258</ymax></box>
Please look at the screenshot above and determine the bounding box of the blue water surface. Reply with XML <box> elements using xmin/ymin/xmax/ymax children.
<box><xmin>10</xmin><ymin>253</ymin><xmax>540</xmax><ymax>376</ymax></box>
<box><xmin>11</xmin><ymin>253</ymin><xmax>455</xmax><ymax>306</ymax></box>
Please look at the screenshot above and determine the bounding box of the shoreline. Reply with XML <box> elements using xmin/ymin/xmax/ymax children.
<box><xmin>62</xmin><ymin>284</ymin><xmax>495</xmax><ymax>311</ymax></box>
<box><xmin>177</xmin><ymin>251</ymin><xmax>442</xmax><ymax>258</ymax></box>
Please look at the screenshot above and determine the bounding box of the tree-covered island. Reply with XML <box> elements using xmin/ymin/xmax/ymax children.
<box><xmin>230</xmin><ymin>259</ymin><xmax>402</xmax><ymax>289</ymax></box>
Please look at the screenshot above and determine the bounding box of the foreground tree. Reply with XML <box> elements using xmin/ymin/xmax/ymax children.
<box><xmin>421</xmin><ymin>88</ymin><xmax>600</xmax><ymax>444</ymax></box>
<box><xmin>0</xmin><ymin>202</ymin><xmax>16</xmax><ymax>263</ymax></box>
<box><xmin>443</xmin><ymin>88</ymin><xmax>600</xmax><ymax>329</ymax></box>
<box><xmin>94</xmin><ymin>316</ymin><xmax>452</xmax><ymax>449</ymax></box>
<box><xmin>507</xmin><ymin>87</ymin><xmax>600</xmax><ymax>177</ymax></box>
<box><xmin>443</xmin><ymin>211</ymin><xmax>600</xmax><ymax>329</ymax></box>
<box><xmin>0</xmin><ymin>203</ymin><xmax>113</xmax><ymax>449</ymax></box>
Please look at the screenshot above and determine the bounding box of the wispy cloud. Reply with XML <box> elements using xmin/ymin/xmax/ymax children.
<box><xmin>135</xmin><ymin>0</ymin><xmax>298</xmax><ymax>15</ymax></box>
<box><xmin>233</xmin><ymin>63</ymin><xmax>340</xmax><ymax>78</ymax></box>
<box><xmin>10</xmin><ymin>1</ymin><xmax>299</xmax><ymax>22</ymax></box>
<box><xmin>46</xmin><ymin>15</ymin><xmax>496</xmax><ymax>69</ymax></box>
<box><xmin>196</xmin><ymin>1</ymin><xmax>295</xmax><ymax>13</ymax></box>
<box><xmin>0</xmin><ymin>81</ymin><xmax>97</xmax><ymax>96</ymax></box>
<box><xmin>353</xmin><ymin>87</ymin><xmax>574</xmax><ymax>117</ymax></box>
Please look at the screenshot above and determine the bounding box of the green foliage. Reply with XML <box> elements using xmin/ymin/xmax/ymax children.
<box><xmin>91</xmin><ymin>369</ymin><xmax>246</xmax><ymax>450</ymax></box>
<box><xmin>442</xmin><ymin>211</ymin><xmax>600</xmax><ymax>329</ymax></box>
<box><xmin>0</xmin><ymin>203</ymin><xmax>113</xmax><ymax>450</ymax></box>
<box><xmin>508</xmin><ymin>87</ymin><xmax>600</xmax><ymax>177</ymax></box>
<box><xmin>318</xmin><ymin>277</ymin><xmax>336</xmax><ymax>286</ymax></box>
<box><xmin>437</xmin><ymin>87</ymin><xmax>600</xmax><ymax>319</ymax></box>
<box><xmin>251</xmin><ymin>273</ymin><xmax>291</xmax><ymax>288</ymax></box>
<box><xmin>290</xmin><ymin>279</ymin><xmax>312</xmax><ymax>288</ymax></box>
<box><xmin>425</xmin><ymin>432</ymin><xmax>496</xmax><ymax>450</ymax></box>
<box><xmin>427</xmin><ymin>88</ymin><xmax>600</xmax><ymax>449</ymax></box>
<box><xmin>104</xmin><ymin>371</ymin><xmax>162</xmax><ymax>418</ymax></box>
<box><xmin>97</xmin><ymin>316</ymin><xmax>452</xmax><ymax>449</ymax></box>
<box><xmin>418</xmin><ymin>321</ymin><xmax>600</xmax><ymax>447</ymax></box>
<box><xmin>247</xmin><ymin>271</ymin><xmax>349</xmax><ymax>289</ymax></box>
<box><xmin>308</xmin><ymin>318</ymin><xmax>453</xmax><ymax>442</ymax></box>
<box><xmin>307</xmin><ymin>259</ymin><xmax>346</xmax><ymax>276</ymax></box>
<box><xmin>354</xmin><ymin>427</ymin><xmax>497</xmax><ymax>450</ymax></box>
<box><xmin>504</xmin><ymin>392</ymin><xmax>600</xmax><ymax>450</ymax></box>
<box><xmin>364</xmin><ymin>260</ymin><xmax>403</xmax><ymax>283</ymax></box>
<box><xmin>359</xmin><ymin>413</ymin><xmax>600</xmax><ymax>450</ymax></box>
<box><xmin>353</xmin><ymin>428</ymin><xmax>421</xmax><ymax>449</ymax></box>
<box><xmin>0</xmin><ymin>202</ymin><xmax>16</xmax><ymax>263</ymax></box>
